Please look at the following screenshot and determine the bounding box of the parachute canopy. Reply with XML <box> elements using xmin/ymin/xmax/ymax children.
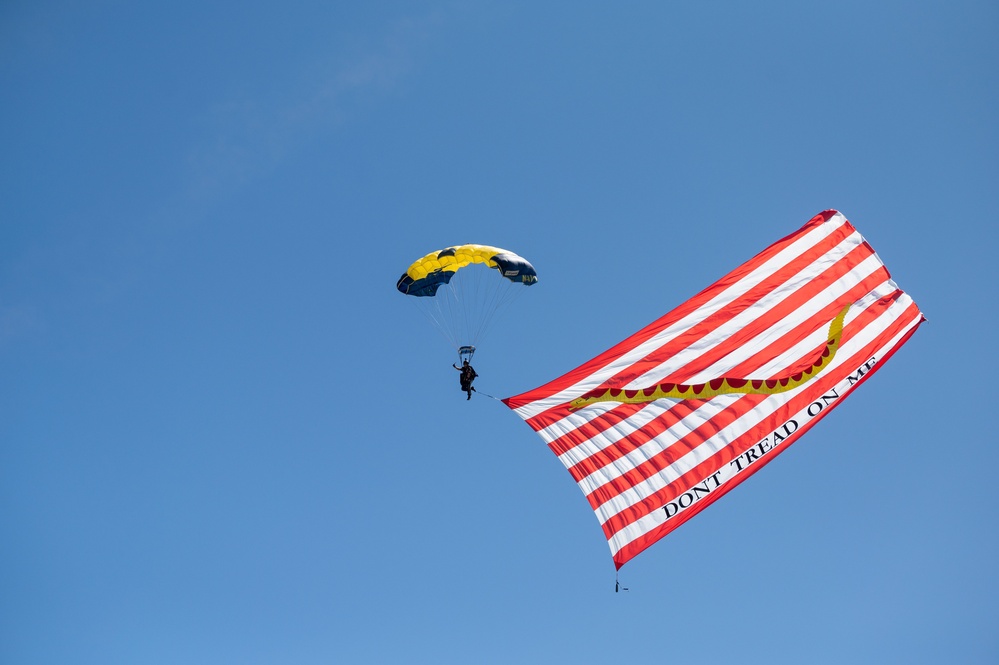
<box><xmin>396</xmin><ymin>244</ymin><xmax>537</xmax><ymax>356</ymax></box>
<box><xmin>396</xmin><ymin>244</ymin><xmax>537</xmax><ymax>297</ymax></box>
<box><xmin>503</xmin><ymin>210</ymin><xmax>923</xmax><ymax>570</ymax></box>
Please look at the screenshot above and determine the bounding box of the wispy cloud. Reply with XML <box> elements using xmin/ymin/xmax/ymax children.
<box><xmin>185</xmin><ymin>12</ymin><xmax>442</xmax><ymax>199</ymax></box>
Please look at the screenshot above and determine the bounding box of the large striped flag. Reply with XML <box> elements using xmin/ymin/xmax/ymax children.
<box><xmin>503</xmin><ymin>210</ymin><xmax>924</xmax><ymax>569</ymax></box>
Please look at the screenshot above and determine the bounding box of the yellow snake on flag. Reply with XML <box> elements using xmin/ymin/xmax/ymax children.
<box><xmin>568</xmin><ymin>305</ymin><xmax>851</xmax><ymax>410</ymax></box>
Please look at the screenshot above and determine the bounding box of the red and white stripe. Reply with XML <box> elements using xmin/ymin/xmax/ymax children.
<box><xmin>503</xmin><ymin>211</ymin><xmax>924</xmax><ymax>569</ymax></box>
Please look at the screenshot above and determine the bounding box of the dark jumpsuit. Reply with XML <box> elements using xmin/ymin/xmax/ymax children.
<box><xmin>455</xmin><ymin>363</ymin><xmax>478</xmax><ymax>399</ymax></box>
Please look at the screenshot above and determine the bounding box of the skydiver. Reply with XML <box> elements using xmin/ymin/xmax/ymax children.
<box><xmin>453</xmin><ymin>360</ymin><xmax>478</xmax><ymax>400</ymax></box>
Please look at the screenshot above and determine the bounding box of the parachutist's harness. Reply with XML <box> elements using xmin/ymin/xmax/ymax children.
<box><xmin>454</xmin><ymin>362</ymin><xmax>478</xmax><ymax>399</ymax></box>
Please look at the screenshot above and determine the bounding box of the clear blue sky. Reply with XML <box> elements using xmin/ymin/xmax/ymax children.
<box><xmin>2</xmin><ymin>2</ymin><xmax>997</xmax><ymax>663</ymax></box>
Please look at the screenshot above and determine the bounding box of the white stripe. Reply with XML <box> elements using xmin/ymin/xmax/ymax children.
<box><xmin>553</xmin><ymin>401</ymin><xmax>670</xmax><ymax>470</ymax></box>
<box><xmin>630</xmin><ymin>243</ymin><xmax>876</xmax><ymax>386</ymax></box>
<box><xmin>586</xmin><ymin>289</ymin><xmax>901</xmax><ymax>521</ymax></box>
<box><xmin>532</xmin><ymin>230</ymin><xmax>871</xmax><ymax>442</ymax></box>
<box><xmin>606</xmin><ymin>294</ymin><xmax>921</xmax><ymax>556</ymax></box>
<box><xmin>511</xmin><ymin>214</ymin><xmax>851</xmax><ymax>420</ymax></box>
<box><xmin>608</xmin><ymin>304</ymin><xmax>922</xmax><ymax>557</ymax></box>
<box><xmin>547</xmin><ymin>263</ymin><xmax>892</xmax><ymax>470</ymax></box>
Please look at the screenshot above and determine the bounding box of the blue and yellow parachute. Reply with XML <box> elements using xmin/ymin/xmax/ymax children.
<box><xmin>396</xmin><ymin>244</ymin><xmax>537</xmax><ymax>296</ymax></box>
<box><xmin>396</xmin><ymin>244</ymin><xmax>537</xmax><ymax>359</ymax></box>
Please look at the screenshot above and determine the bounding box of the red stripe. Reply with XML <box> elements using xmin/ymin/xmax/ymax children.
<box><xmin>592</xmin><ymin>302</ymin><xmax>897</xmax><ymax>535</ymax></box>
<box><xmin>523</xmin><ymin>231</ymin><xmax>876</xmax><ymax>436</ymax></box>
<box><xmin>611</xmin><ymin>302</ymin><xmax>924</xmax><ymax>568</ymax></box>
<box><xmin>618</xmin><ymin>230</ymin><xmax>872</xmax><ymax>381</ymax></box>
<box><xmin>597</xmin><ymin>294</ymin><xmax>915</xmax><ymax>531</ymax></box>
<box><xmin>600</xmin><ymin>297</ymin><xmax>922</xmax><ymax>552</ymax></box>
<box><xmin>552</xmin><ymin>263</ymin><xmax>888</xmax><ymax>474</ymax></box>
<box><xmin>503</xmin><ymin>211</ymin><xmax>850</xmax><ymax>413</ymax></box>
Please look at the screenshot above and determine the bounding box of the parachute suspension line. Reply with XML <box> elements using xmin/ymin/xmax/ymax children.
<box><xmin>437</xmin><ymin>269</ymin><xmax>465</xmax><ymax>350</ymax></box>
<box><xmin>449</xmin><ymin>263</ymin><xmax>528</xmax><ymax>349</ymax></box>
<box><xmin>459</xmin><ymin>264</ymin><xmax>479</xmax><ymax>346</ymax></box>
<box><xmin>476</xmin><ymin>278</ymin><xmax>526</xmax><ymax>344</ymax></box>
<box><xmin>397</xmin><ymin>245</ymin><xmax>537</xmax><ymax>357</ymax></box>
<box><xmin>473</xmin><ymin>267</ymin><xmax>489</xmax><ymax>345</ymax></box>
<box><xmin>457</xmin><ymin>264</ymin><xmax>476</xmax><ymax>346</ymax></box>
<box><xmin>442</xmin><ymin>279</ymin><xmax>462</xmax><ymax>349</ymax></box>
<box><xmin>471</xmin><ymin>271</ymin><xmax>502</xmax><ymax>345</ymax></box>
<box><xmin>425</xmin><ymin>277</ymin><xmax>467</xmax><ymax>352</ymax></box>
<box><xmin>417</xmin><ymin>274</ymin><xmax>527</xmax><ymax>353</ymax></box>
<box><xmin>447</xmin><ymin>263</ymin><xmax>513</xmax><ymax>350</ymax></box>
<box><xmin>408</xmin><ymin>296</ymin><xmax>454</xmax><ymax>350</ymax></box>
<box><xmin>426</xmin><ymin>294</ymin><xmax>451</xmax><ymax>348</ymax></box>
<box><xmin>432</xmin><ymin>293</ymin><xmax>459</xmax><ymax>349</ymax></box>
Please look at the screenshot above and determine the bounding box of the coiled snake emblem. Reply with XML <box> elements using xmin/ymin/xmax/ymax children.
<box><xmin>568</xmin><ymin>305</ymin><xmax>851</xmax><ymax>410</ymax></box>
